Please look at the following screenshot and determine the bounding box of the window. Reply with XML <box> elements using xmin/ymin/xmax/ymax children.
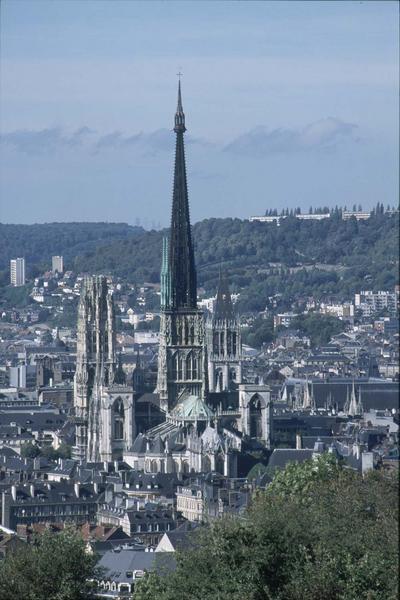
<box><xmin>178</xmin><ymin>356</ymin><xmax>183</xmax><ymax>380</ymax></box>
<box><xmin>113</xmin><ymin>398</ymin><xmax>124</xmax><ymax>440</ymax></box>
<box><xmin>186</xmin><ymin>354</ymin><xmax>192</xmax><ymax>379</ymax></box>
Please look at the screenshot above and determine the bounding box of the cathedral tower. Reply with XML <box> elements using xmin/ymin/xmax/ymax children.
<box><xmin>207</xmin><ymin>271</ymin><xmax>243</xmax><ymax>392</ymax></box>
<box><xmin>157</xmin><ymin>81</ymin><xmax>208</xmax><ymax>411</ymax></box>
<box><xmin>73</xmin><ymin>276</ymin><xmax>134</xmax><ymax>462</ymax></box>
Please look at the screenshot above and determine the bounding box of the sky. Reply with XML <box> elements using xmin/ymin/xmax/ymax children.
<box><xmin>0</xmin><ymin>0</ymin><xmax>398</xmax><ymax>227</ymax></box>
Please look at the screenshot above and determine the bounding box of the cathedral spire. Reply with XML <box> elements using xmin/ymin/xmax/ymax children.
<box><xmin>169</xmin><ymin>79</ymin><xmax>197</xmax><ymax>309</ymax></box>
<box><xmin>214</xmin><ymin>270</ymin><xmax>235</xmax><ymax>321</ymax></box>
<box><xmin>174</xmin><ymin>79</ymin><xmax>186</xmax><ymax>133</ymax></box>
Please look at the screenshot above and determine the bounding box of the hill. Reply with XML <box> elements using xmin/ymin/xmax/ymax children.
<box><xmin>73</xmin><ymin>212</ymin><xmax>399</xmax><ymax>311</ymax></box>
<box><xmin>0</xmin><ymin>221</ymin><xmax>142</xmax><ymax>277</ymax></box>
<box><xmin>1</xmin><ymin>213</ymin><xmax>398</xmax><ymax>313</ymax></box>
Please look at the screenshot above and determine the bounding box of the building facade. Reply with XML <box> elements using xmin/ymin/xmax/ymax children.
<box><xmin>73</xmin><ymin>276</ymin><xmax>134</xmax><ymax>462</ymax></box>
<box><xmin>10</xmin><ymin>258</ymin><xmax>26</xmax><ymax>287</ymax></box>
<box><xmin>52</xmin><ymin>255</ymin><xmax>64</xmax><ymax>274</ymax></box>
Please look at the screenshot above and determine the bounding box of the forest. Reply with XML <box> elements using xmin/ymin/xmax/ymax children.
<box><xmin>1</xmin><ymin>210</ymin><xmax>398</xmax><ymax>314</ymax></box>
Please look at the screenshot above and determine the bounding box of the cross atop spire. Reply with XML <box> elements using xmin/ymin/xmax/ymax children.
<box><xmin>174</xmin><ymin>79</ymin><xmax>186</xmax><ymax>133</ymax></box>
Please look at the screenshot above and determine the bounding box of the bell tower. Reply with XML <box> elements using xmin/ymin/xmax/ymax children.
<box><xmin>207</xmin><ymin>271</ymin><xmax>243</xmax><ymax>392</ymax></box>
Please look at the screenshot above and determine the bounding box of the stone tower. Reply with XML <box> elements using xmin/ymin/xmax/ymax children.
<box><xmin>157</xmin><ymin>81</ymin><xmax>208</xmax><ymax>412</ymax></box>
<box><xmin>207</xmin><ymin>271</ymin><xmax>242</xmax><ymax>392</ymax></box>
<box><xmin>73</xmin><ymin>276</ymin><xmax>134</xmax><ymax>462</ymax></box>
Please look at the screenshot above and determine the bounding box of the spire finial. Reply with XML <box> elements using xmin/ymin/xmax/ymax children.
<box><xmin>174</xmin><ymin>74</ymin><xmax>186</xmax><ymax>133</ymax></box>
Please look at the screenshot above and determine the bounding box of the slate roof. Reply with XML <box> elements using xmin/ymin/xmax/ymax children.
<box><xmin>147</xmin><ymin>435</ymin><xmax>165</xmax><ymax>455</ymax></box>
<box><xmin>267</xmin><ymin>449</ymin><xmax>314</xmax><ymax>470</ymax></box>
<box><xmin>136</xmin><ymin>393</ymin><xmax>161</xmax><ymax>408</ymax></box>
<box><xmin>283</xmin><ymin>378</ymin><xmax>399</xmax><ymax>411</ymax></box>
<box><xmin>7</xmin><ymin>481</ymin><xmax>102</xmax><ymax>505</ymax></box>
<box><xmin>157</xmin><ymin>522</ymin><xmax>200</xmax><ymax>552</ymax></box>
<box><xmin>125</xmin><ymin>472</ymin><xmax>181</xmax><ymax>497</ymax></box>
<box><xmin>131</xmin><ymin>433</ymin><xmax>148</xmax><ymax>453</ymax></box>
<box><xmin>0</xmin><ymin>412</ymin><xmax>67</xmax><ymax>431</ymax></box>
<box><xmin>98</xmin><ymin>549</ymin><xmax>158</xmax><ymax>582</ymax></box>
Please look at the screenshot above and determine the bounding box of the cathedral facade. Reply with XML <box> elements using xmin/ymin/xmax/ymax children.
<box><xmin>73</xmin><ymin>276</ymin><xmax>134</xmax><ymax>462</ymax></box>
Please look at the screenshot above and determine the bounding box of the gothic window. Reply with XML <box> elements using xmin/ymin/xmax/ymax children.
<box><xmin>203</xmin><ymin>455</ymin><xmax>211</xmax><ymax>472</ymax></box>
<box><xmin>232</xmin><ymin>333</ymin><xmax>237</xmax><ymax>355</ymax></box>
<box><xmin>87</xmin><ymin>367</ymin><xmax>95</xmax><ymax>392</ymax></box>
<box><xmin>249</xmin><ymin>394</ymin><xmax>264</xmax><ymax>439</ymax></box>
<box><xmin>220</xmin><ymin>332</ymin><xmax>225</xmax><ymax>356</ymax></box>
<box><xmin>172</xmin><ymin>354</ymin><xmax>178</xmax><ymax>379</ymax></box>
<box><xmin>215</xmin><ymin>370</ymin><xmax>222</xmax><ymax>390</ymax></box>
<box><xmin>215</xmin><ymin>454</ymin><xmax>224</xmax><ymax>475</ymax></box>
<box><xmin>151</xmin><ymin>460</ymin><xmax>158</xmax><ymax>473</ymax></box>
<box><xmin>190</xmin><ymin>324</ymin><xmax>195</xmax><ymax>344</ymax></box>
<box><xmin>184</xmin><ymin>319</ymin><xmax>189</xmax><ymax>345</ymax></box>
<box><xmin>178</xmin><ymin>356</ymin><xmax>183</xmax><ymax>380</ymax></box>
<box><xmin>227</xmin><ymin>331</ymin><xmax>231</xmax><ymax>355</ymax></box>
<box><xmin>113</xmin><ymin>398</ymin><xmax>124</xmax><ymax>440</ymax></box>
<box><xmin>192</xmin><ymin>355</ymin><xmax>198</xmax><ymax>379</ymax></box>
<box><xmin>213</xmin><ymin>332</ymin><xmax>219</xmax><ymax>354</ymax></box>
<box><xmin>159</xmin><ymin>460</ymin><xmax>165</xmax><ymax>474</ymax></box>
<box><xmin>186</xmin><ymin>354</ymin><xmax>192</xmax><ymax>380</ymax></box>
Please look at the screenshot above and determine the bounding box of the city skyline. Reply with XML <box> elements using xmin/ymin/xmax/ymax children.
<box><xmin>0</xmin><ymin>0</ymin><xmax>398</xmax><ymax>225</ymax></box>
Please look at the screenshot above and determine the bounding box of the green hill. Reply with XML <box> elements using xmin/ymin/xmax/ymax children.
<box><xmin>73</xmin><ymin>212</ymin><xmax>399</xmax><ymax>311</ymax></box>
<box><xmin>1</xmin><ymin>212</ymin><xmax>398</xmax><ymax>313</ymax></box>
<box><xmin>0</xmin><ymin>222</ymin><xmax>142</xmax><ymax>274</ymax></box>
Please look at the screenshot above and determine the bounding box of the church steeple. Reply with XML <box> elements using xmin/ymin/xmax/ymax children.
<box><xmin>174</xmin><ymin>79</ymin><xmax>186</xmax><ymax>133</ymax></box>
<box><xmin>169</xmin><ymin>79</ymin><xmax>197</xmax><ymax>309</ymax></box>
<box><xmin>157</xmin><ymin>80</ymin><xmax>208</xmax><ymax>409</ymax></box>
<box><xmin>214</xmin><ymin>270</ymin><xmax>235</xmax><ymax>321</ymax></box>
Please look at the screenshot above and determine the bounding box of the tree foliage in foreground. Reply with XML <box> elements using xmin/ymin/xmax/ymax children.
<box><xmin>0</xmin><ymin>528</ymin><xmax>98</xmax><ymax>600</ymax></box>
<box><xmin>136</xmin><ymin>455</ymin><xmax>399</xmax><ymax>600</ymax></box>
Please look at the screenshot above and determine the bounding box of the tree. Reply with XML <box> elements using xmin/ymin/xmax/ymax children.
<box><xmin>20</xmin><ymin>442</ymin><xmax>41</xmax><ymax>458</ymax></box>
<box><xmin>241</xmin><ymin>316</ymin><xmax>274</xmax><ymax>348</ymax></box>
<box><xmin>291</xmin><ymin>313</ymin><xmax>345</xmax><ymax>346</ymax></box>
<box><xmin>135</xmin><ymin>458</ymin><xmax>398</xmax><ymax>600</ymax></box>
<box><xmin>0</xmin><ymin>528</ymin><xmax>98</xmax><ymax>600</ymax></box>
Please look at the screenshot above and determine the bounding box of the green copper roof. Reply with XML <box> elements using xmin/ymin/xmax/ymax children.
<box><xmin>171</xmin><ymin>394</ymin><xmax>214</xmax><ymax>421</ymax></box>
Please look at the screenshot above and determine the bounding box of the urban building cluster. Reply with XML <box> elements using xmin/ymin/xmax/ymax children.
<box><xmin>249</xmin><ymin>206</ymin><xmax>397</xmax><ymax>225</ymax></box>
<box><xmin>0</xmin><ymin>84</ymin><xmax>398</xmax><ymax>595</ymax></box>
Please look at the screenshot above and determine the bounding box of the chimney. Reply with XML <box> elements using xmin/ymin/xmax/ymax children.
<box><xmin>74</xmin><ymin>482</ymin><xmax>80</xmax><ymax>498</ymax></box>
<box><xmin>114</xmin><ymin>460</ymin><xmax>119</xmax><ymax>472</ymax></box>
<box><xmin>93</xmin><ymin>482</ymin><xmax>99</xmax><ymax>494</ymax></box>
<box><xmin>30</xmin><ymin>484</ymin><xmax>35</xmax><ymax>498</ymax></box>
<box><xmin>296</xmin><ymin>433</ymin><xmax>302</xmax><ymax>450</ymax></box>
<box><xmin>11</xmin><ymin>485</ymin><xmax>17</xmax><ymax>501</ymax></box>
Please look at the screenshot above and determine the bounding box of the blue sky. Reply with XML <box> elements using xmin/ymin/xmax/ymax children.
<box><xmin>0</xmin><ymin>0</ymin><xmax>398</xmax><ymax>226</ymax></box>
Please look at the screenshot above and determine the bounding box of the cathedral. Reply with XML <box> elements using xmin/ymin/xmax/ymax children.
<box><xmin>73</xmin><ymin>276</ymin><xmax>134</xmax><ymax>462</ymax></box>
<box><xmin>73</xmin><ymin>82</ymin><xmax>272</xmax><ymax>472</ymax></box>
